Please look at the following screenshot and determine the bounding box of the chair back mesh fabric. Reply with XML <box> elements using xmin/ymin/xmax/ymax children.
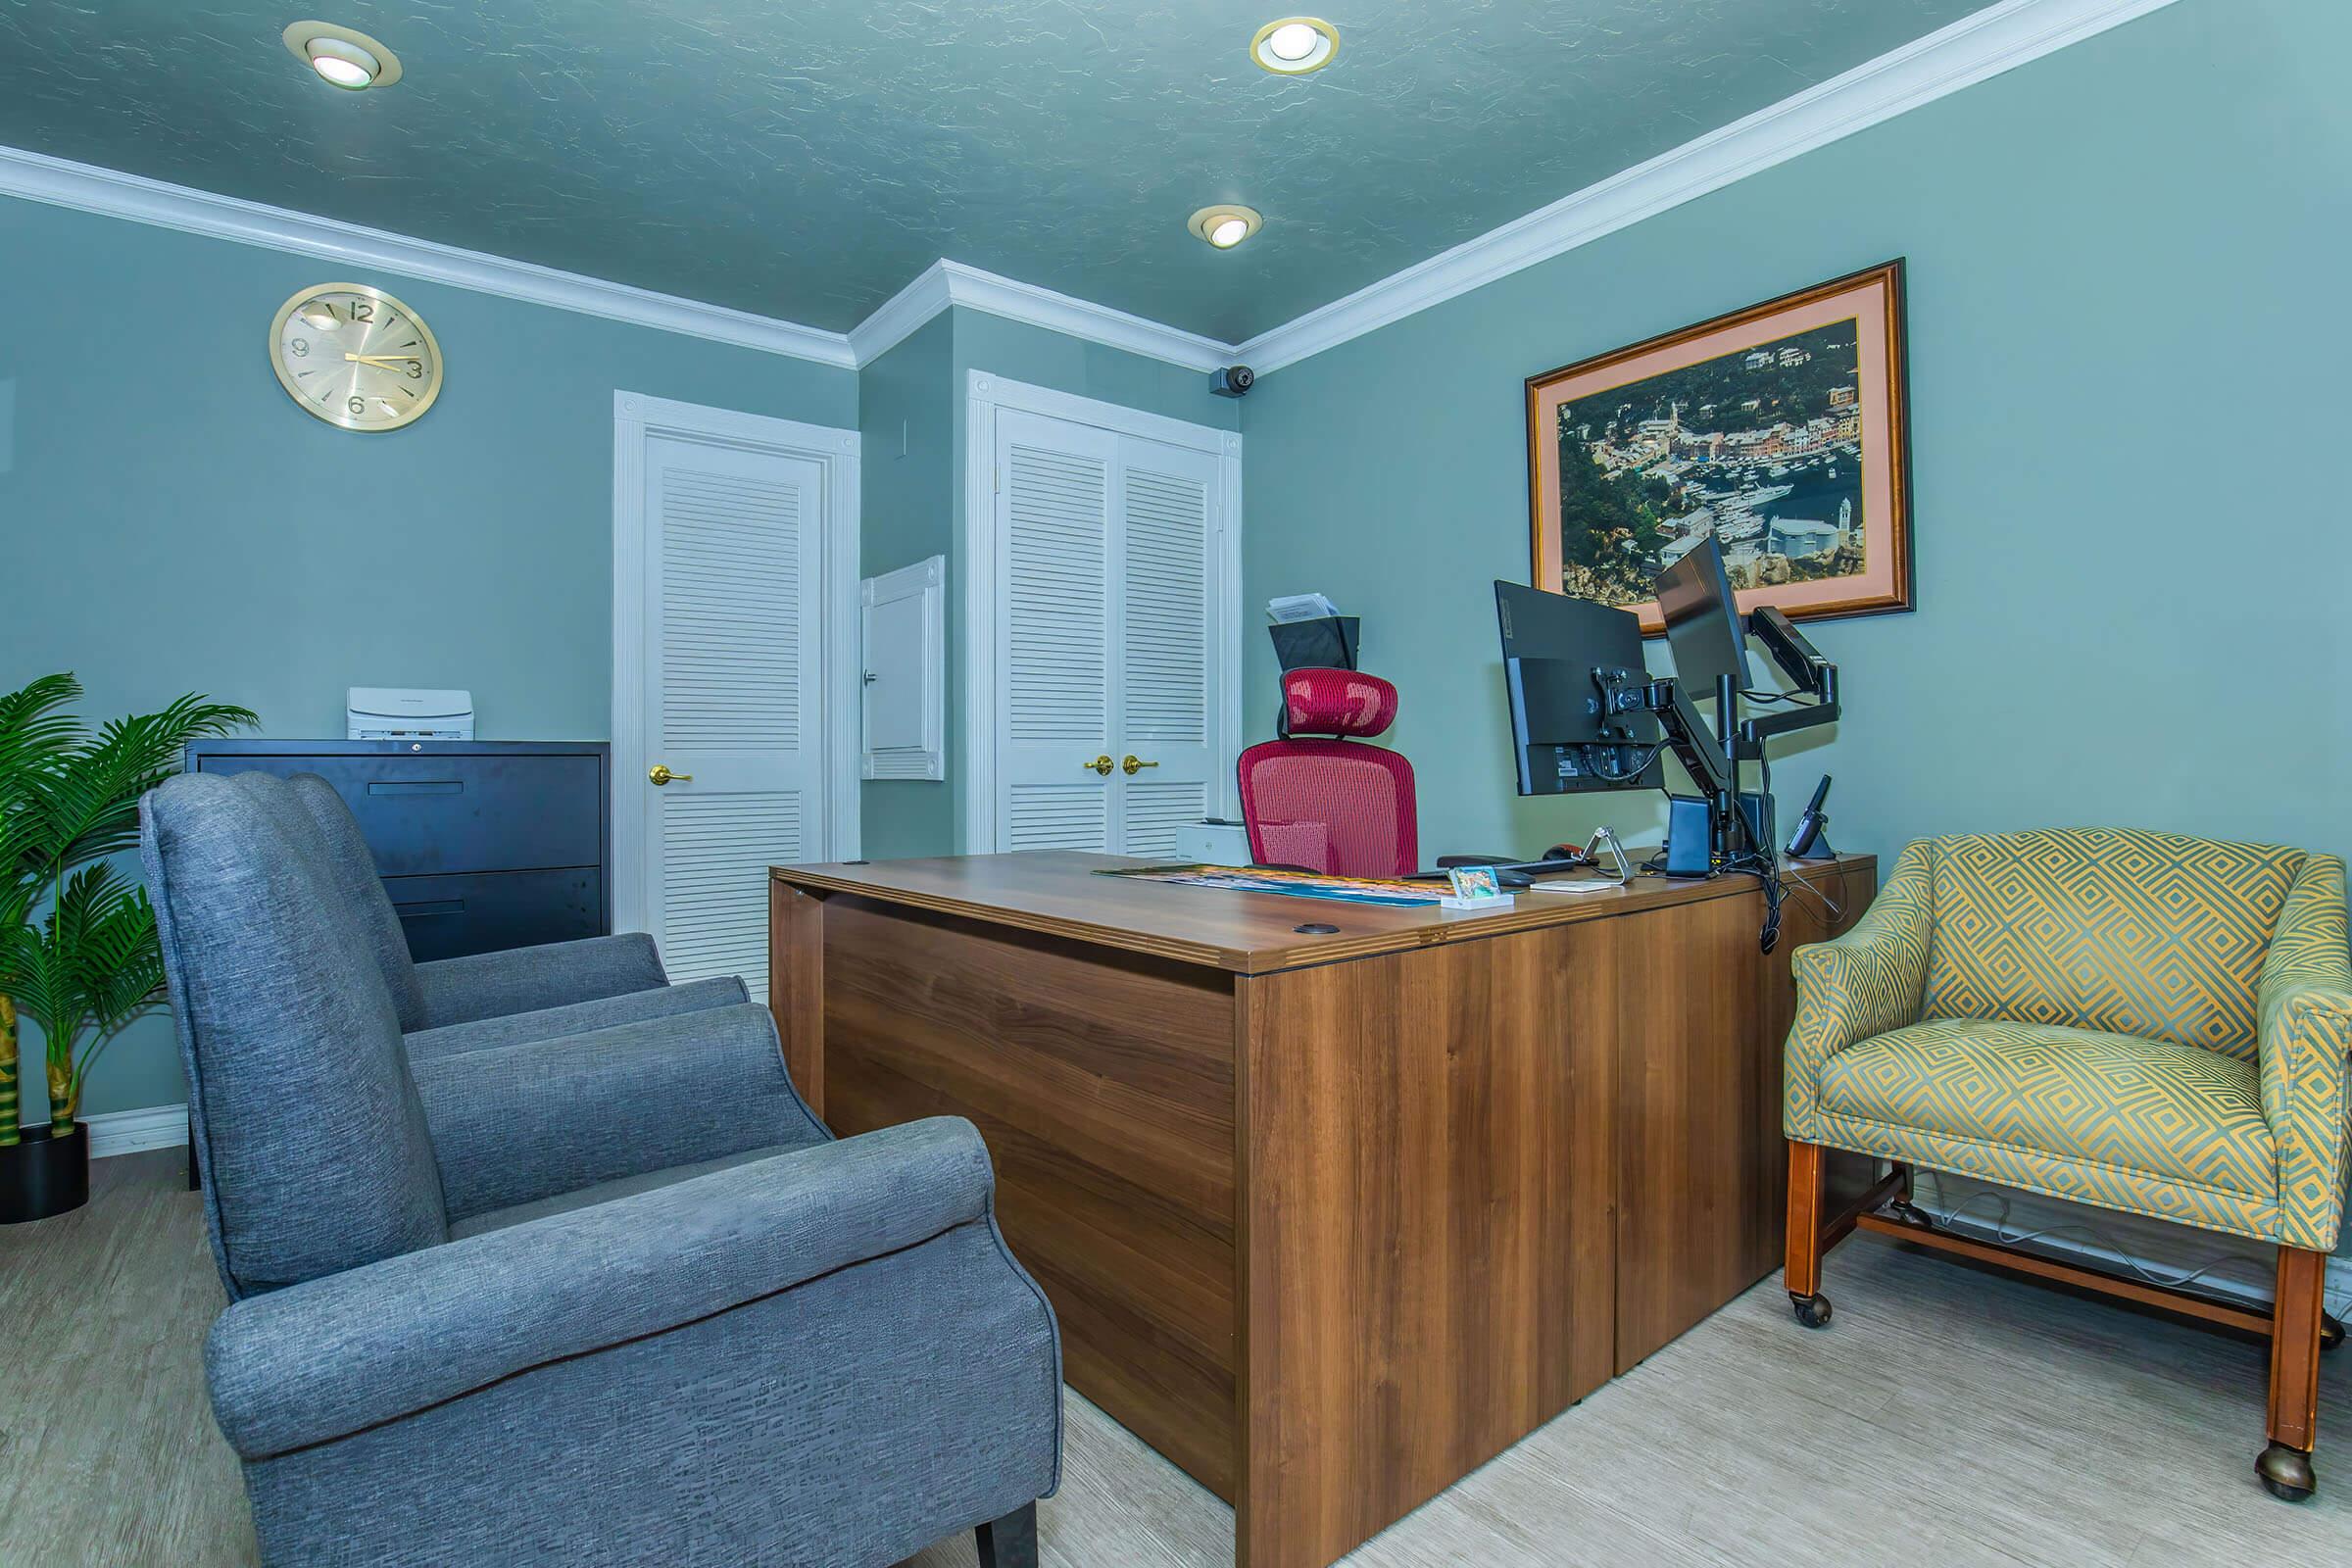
<box><xmin>1239</xmin><ymin>667</ymin><xmax>1417</xmax><ymax>878</ymax></box>
<box><xmin>1919</xmin><ymin>828</ymin><xmax>2305</xmax><ymax>1058</ymax></box>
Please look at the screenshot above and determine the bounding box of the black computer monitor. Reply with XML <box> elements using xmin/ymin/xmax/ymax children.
<box><xmin>1494</xmin><ymin>580</ymin><xmax>1663</xmax><ymax>795</ymax></box>
<box><xmin>1655</xmin><ymin>534</ymin><xmax>1752</xmax><ymax>698</ymax></box>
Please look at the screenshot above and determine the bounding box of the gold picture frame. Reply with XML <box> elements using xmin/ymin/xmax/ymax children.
<box><xmin>1527</xmin><ymin>261</ymin><xmax>1912</xmax><ymax>632</ymax></box>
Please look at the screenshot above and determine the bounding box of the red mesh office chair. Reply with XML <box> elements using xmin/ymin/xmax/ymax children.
<box><xmin>1236</xmin><ymin>668</ymin><xmax>1418</xmax><ymax>878</ymax></box>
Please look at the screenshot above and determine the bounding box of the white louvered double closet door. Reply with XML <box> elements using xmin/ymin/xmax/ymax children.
<box><xmin>991</xmin><ymin>408</ymin><xmax>1228</xmax><ymax>858</ymax></box>
<box><xmin>636</xmin><ymin>434</ymin><xmax>825</xmax><ymax>993</ymax></box>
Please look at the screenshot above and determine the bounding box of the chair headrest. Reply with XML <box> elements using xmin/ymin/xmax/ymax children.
<box><xmin>1279</xmin><ymin>667</ymin><xmax>1397</xmax><ymax>739</ymax></box>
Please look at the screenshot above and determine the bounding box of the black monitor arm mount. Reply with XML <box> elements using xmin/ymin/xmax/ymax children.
<box><xmin>1596</xmin><ymin>607</ymin><xmax>1840</xmax><ymax>873</ymax></box>
<box><xmin>1740</xmin><ymin>606</ymin><xmax>1839</xmax><ymax>748</ymax></box>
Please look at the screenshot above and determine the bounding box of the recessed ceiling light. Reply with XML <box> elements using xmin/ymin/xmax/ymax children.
<box><xmin>1188</xmin><ymin>205</ymin><xmax>1263</xmax><ymax>250</ymax></box>
<box><xmin>282</xmin><ymin>22</ymin><xmax>403</xmax><ymax>91</ymax></box>
<box><xmin>1251</xmin><ymin>17</ymin><xmax>1339</xmax><ymax>74</ymax></box>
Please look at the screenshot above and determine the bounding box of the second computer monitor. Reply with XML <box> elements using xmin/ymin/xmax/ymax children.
<box><xmin>1655</xmin><ymin>534</ymin><xmax>1753</xmax><ymax>699</ymax></box>
<box><xmin>1494</xmin><ymin>580</ymin><xmax>1662</xmax><ymax>796</ymax></box>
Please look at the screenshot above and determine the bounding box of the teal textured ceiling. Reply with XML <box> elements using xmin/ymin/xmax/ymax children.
<box><xmin>0</xmin><ymin>2</ymin><xmax>1984</xmax><ymax>340</ymax></box>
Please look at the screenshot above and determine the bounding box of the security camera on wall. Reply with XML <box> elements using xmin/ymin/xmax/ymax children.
<box><xmin>1208</xmin><ymin>365</ymin><xmax>1254</xmax><ymax>398</ymax></box>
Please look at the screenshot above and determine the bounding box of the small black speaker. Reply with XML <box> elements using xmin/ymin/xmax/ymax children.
<box><xmin>1662</xmin><ymin>796</ymin><xmax>1713</xmax><ymax>877</ymax></box>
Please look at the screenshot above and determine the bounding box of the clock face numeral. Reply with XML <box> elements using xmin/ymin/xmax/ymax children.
<box><xmin>270</xmin><ymin>284</ymin><xmax>443</xmax><ymax>431</ymax></box>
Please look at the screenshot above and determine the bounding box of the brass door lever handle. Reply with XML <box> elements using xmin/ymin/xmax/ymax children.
<box><xmin>1122</xmin><ymin>755</ymin><xmax>1159</xmax><ymax>776</ymax></box>
<box><xmin>1081</xmin><ymin>755</ymin><xmax>1114</xmax><ymax>775</ymax></box>
<box><xmin>649</xmin><ymin>764</ymin><xmax>695</xmax><ymax>786</ymax></box>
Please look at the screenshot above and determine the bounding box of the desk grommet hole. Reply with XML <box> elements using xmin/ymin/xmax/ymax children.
<box><xmin>1294</xmin><ymin>922</ymin><xmax>1341</xmax><ymax>935</ymax></box>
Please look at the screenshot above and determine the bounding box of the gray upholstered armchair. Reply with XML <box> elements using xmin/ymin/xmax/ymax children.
<box><xmin>276</xmin><ymin>767</ymin><xmax>749</xmax><ymax>1035</ymax></box>
<box><xmin>182</xmin><ymin>770</ymin><xmax>755</xmax><ymax>1184</ymax></box>
<box><xmin>141</xmin><ymin>771</ymin><xmax>1061</xmax><ymax>1567</ymax></box>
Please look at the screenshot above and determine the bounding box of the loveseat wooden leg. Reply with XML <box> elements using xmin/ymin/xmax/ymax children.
<box><xmin>2259</xmin><ymin>1246</ymin><xmax>2327</xmax><ymax>1502</ymax></box>
<box><xmin>977</xmin><ymin>1501</ymin><xmax>1040</xmax><ymax>1568</ymax></box>
<box><xmin>1785</xmin><ymin>1140</ymin><xmax>1833</xmax><ymax>1328</ymax></box>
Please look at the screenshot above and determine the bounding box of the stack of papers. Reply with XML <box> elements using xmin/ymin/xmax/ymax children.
<box><xmin>1267</xmin><ymin>593</ymin><xmax>1342</xmax><ymax>623</ymax></box>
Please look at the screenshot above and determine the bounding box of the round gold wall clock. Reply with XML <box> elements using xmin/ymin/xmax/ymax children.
<box><xmin>269</xmin><ymin>282</ymin><xmax>444</xmax><ymax>431</ymax></box>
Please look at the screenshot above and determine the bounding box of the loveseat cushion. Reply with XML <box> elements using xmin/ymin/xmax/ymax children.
<box><xmin>1818</xmin><ymin>1018</ymin><xmax>2275</xmax><ymax>1199</ymax></box>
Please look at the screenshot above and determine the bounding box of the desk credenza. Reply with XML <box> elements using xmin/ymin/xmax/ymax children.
<box><xmin>768</xmin><ymin>852</ymin><xmax>1873</xmax><ymax>1568</ymax></box>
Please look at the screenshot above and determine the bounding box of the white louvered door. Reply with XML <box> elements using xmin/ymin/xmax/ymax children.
<box><xmin>1114</xmin><ymin>438</ymin><xmax>1222</xmax><ymax>857</ymax></box>
<box><xmin>638</xmin><ymin>434</ymin><xmax>825</xmax><ymax>991</ymax></box>
<box><xmin>990</xmin><ymin>409</ymin><xmax>1228</xmax><ymax>857</ymax></box>
<box><xmin>994</xmin><ymin>412</ymin><xmax>1118</xmax><ymax>851</ymax></box>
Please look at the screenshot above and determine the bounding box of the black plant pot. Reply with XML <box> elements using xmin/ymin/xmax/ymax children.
<box><xmin>0</xmin><ymin>1124</ymin><xmax>91</xmax><ymax>1224</ymax></box>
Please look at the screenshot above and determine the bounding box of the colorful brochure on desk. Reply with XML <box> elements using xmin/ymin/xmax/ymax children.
<box><xmin>1097</xmin><ymin>863</ymin><xmax>1446</xmax><ymax>907</ymax></box>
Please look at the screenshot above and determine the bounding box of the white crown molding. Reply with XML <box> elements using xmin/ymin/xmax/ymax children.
<box><xmin>0</xmin><ymin>0</ymin><xmax>2175</xmax><ymax>382</ymax></box>
<box><xmin>81</xmin><ymin>1102</ymin><xmax>189</xmax><ymax>1158</ymax></box>
<box><xmin>850</xmin><ymin>258</ymin><xmax>1232</xmax><ymax>373</ymax></box>
<box><xmin>1235</xmin><ymin>0</ymin><xmax>2182</xmax><ymax>373</ymax></box>
<box><xmin>0</xmin><ymin>143</ymin><xmax>859</xmax><ymax>369</ymax></box>
<box><xmin>936</xmin><ymin>260</ymin><xmax>1232</xmax><ymax>373</ymax></box>
<box><xmin>846</xmin><ymin>262</ymin><xmax>956</xmax><ymax>366</ymax></box>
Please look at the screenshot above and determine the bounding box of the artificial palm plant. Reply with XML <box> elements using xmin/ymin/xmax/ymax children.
<box><xmin>0</xmin><ymin>674</ymin><xmax>255</xmax><ymax>1144</ymax></box>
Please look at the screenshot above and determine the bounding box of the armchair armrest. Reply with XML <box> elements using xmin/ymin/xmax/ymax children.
<box><xmin>2259</xmin><ymin>854</ymin><xmax>2352</xmax><ymax>1252</ymax></box>
<box><xmin>1784</xmin><ymin>841</ymin><xmax>1934</xmax><ymax>1142</ymax></box>
<box><xmin>404</xmin><ymin>974</ymin><xmax>748</xmax><ymax>1064</ymax></box>
<box><xmin>205</xmin><ymin>1117</ymin><xmax>997</xmax><ymax>1460</ymax></box>
<box><xmin>410</xmin><ymin>1002</ymin><xmax>826</xmax><ymax>1221</ymax></box>
<box><xmin>413</xmin><ymin>932</ymin><xmax>670</xmax><ymax>1029</ymax></box>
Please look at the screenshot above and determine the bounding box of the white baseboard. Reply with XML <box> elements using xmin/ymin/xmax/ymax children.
<box><xmin>80</xmin><ymin>1102</ymin><xmax>189</xmax><ymax>1158</ymax></box>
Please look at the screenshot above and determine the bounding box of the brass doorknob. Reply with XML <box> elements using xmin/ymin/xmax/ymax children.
<box><xmin>648</xmin><ymin>764</ymin><xmax>695</xmax><ymax>786</ymax></box>
<box><xmin>1122</xmin><ymin>755</ymin><xmax>1159</xmax><ymax>776</ymax></box>
<box><xmin>1081</xmin><ymin>754</ymin><xmax>1114</xmax><ymax>776</ymax></box>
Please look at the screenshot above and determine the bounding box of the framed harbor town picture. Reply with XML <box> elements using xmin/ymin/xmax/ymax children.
<box><xmin>1527</xmin><ymin>260</ymin><xmax>1912</xmax><ymax>632</ymax></box>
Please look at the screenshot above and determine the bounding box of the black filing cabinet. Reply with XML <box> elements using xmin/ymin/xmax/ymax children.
<box><xmin>186</xmin><ymin>740</ymin><xmax>612</xmax><ymax>960</ymax></box>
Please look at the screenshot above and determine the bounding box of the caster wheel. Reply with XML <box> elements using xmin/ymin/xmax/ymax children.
<box><xmin>1790</xmin><ymin>1292</ymin><xmax>1833</xmax><ymax>1329</ymax></box>
<box><xmin>2256</xmin><ymin>1443</ymin><xmax>2316</xmax><ymax>1503</ymax></box>
<box><xmin>2322</xmin><ymin>1314</ymin><xmax>2343</xmax><ymax>1353</ymax></box>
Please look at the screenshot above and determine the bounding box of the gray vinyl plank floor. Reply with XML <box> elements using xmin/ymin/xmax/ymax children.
<box><xmin>4</xmin><ymin>1151</ymin><xmax>2346</xmax><ymax>1566</ymax></box>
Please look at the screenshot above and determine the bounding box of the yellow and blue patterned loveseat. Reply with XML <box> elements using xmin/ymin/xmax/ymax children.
<box><xmin>1781</xmin><ymin>828</ymin><xmax>2351</xmax><ymax>1502</ymax></box>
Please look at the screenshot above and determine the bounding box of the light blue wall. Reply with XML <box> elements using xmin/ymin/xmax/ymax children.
<box><xmin>953</xmin><ymin>311</ymin><xmax>1242</xmax><ymax>436</ymax></box>
<box><xmin>857</xmin><ymin>312</ymin><xmax>957</xmax><ymax>859</ymax></box>
<box><xmin>1242</xmin><ymin>0</ymin><xmax>2350</xmax><ymax>875</ymax></box>
<box><xmin>0</xmin><ymin>193</ymin><xmax>857</xmax><ymax>1116</ymax></box>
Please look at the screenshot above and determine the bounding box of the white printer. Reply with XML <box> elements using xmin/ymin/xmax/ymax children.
<box><xmin>1172</xmin><ymin>819</ymin><xmax>1252</xmax><ymax>865</ymax></box>
<box><xmin>347</xmin><ymin>687</ymin><xmax>475</xmax><ymax>742</ymax></box>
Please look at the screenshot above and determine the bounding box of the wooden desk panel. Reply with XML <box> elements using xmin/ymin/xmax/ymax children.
<box><xmin>1607</xmin><ymin>892</ymin><xmax>1769</xmax><ymax>1372</ymax></box>
<box><xmin>1613</xmin><ymin>861</ymin><xmax>1873</xmax><ymax>1370</ymax></box>
<box><xmin>1237</xmin><ymin>927</ymin><xmax>1615</xmax><ymax>1568</ymax></box>
<box><xmin>814</xmin><ymin>896</ymin><xmax>1242</xmax><ymax>1498</ymax></box>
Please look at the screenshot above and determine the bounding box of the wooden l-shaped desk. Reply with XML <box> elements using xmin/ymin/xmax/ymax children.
<box><xmin>767</xmin><ymin>851</ymin><xmax>1874</xmax><ymax>1568</ymax></box>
